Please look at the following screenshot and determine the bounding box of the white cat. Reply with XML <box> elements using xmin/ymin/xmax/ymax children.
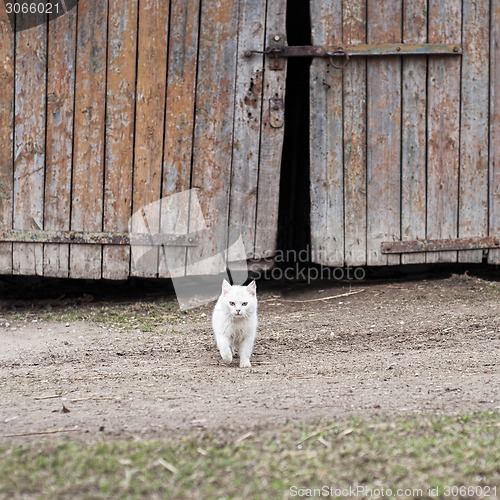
<box><xmin>212</xmin><ymin>279</ymin><xmax>258</xmax><ymax>368</ymax></box>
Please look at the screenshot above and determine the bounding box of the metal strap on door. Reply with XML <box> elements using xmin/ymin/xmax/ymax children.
<box><xmin>245</xmin><ymin>41</ymin><xmax>462</xmax><ymax>69</ymax></box>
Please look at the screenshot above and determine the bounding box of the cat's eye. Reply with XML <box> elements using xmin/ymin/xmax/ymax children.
<box><xmin>242</xmin><ymin>302</ymin><xmax>248</xmax><ymax>306</ymax></box>
<box><xmin>229</xmin><ymin>301</ymin><xmax>235</xmax><ymax>306</ymax></box>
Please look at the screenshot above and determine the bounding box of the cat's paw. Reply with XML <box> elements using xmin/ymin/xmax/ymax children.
<box><xmin>220</xmin><ymin>349</ymin><xmax>233</xmax><ymax>364</ymax></box>
<box><xmin>239</xmin><ymin>359</ymin><xmax>251</xmax><ymax>368</ymax></box>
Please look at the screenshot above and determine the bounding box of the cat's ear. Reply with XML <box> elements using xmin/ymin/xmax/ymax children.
<box><xmin>246</xmin><ymin>280</ymin><xmax>256</xmax><ymax>295</ymax></box>
<box><xmin>222</xmin><ymin>279</ymin><xmax>232</xmax><ymax>294</ymax></box>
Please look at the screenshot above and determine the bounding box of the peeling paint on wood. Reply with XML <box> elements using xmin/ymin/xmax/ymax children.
<box><xmin>13</xmin><ymin>11</ymin><xmax>46</xmax><ymax>276</ymax></box>
<box><xmin>401</xmin><ymin>0</ymin><xmax>427</xmax><ymax>264</ymax></box>
<box><xmin>254</xmin><ymin>0</ymin><xmax>287</xmax><ymax>259</ymax></box>
<box><xmin>44</xmin><ymin>8</ymin><xmax>77</xmax><ymax>278</ymax></box>
<box><xmin>426</xmin><ymin>0</ymin><xmax>461</xmax><ymax>264</ymax></box>
<box><xmin>70</xmin><ymin>0</ymin><xmax>108</xmax><ymax>279</ymax></box>
<box><xmin>0</xmin><ymin>8</ymin><xmax>13</xmax><ymax>273</ymax></box>
<box><xmin>310</xmin><ymin>0</ymin><xmax>344</xmax><ymax>266</ymax></box>
<box><xmin>489</xmin><ymin>1</ymin><xmax>500</xmax><ymax>264</ymax></box>
<box><xmin>366</xmin><ymin>0</ymin><xmax>402</xmax><ymax>266</ymax></box>
<box><xmin>103</xmin><ymin>0</ymin><xmax>137</xmax><ymax>279</ymax></box>
<box><xmin>159</xmin><ymin>0</ymin><xmax>200</xmax><ymax>278</ymax></box>
<box><xmin>343</xmin><ymin>0</ymin><xmax>367</xmax><ymax>266</ymax></box>
<box><xmin>131</xmin><ymin>0</ymin><xmax>169</xmax><ymax>278</ymax></box>
<box><xmin>188</xmin><ymin>0</ymin><xmax>240</xmax><ymax>274</ymax></box>
<box><xmin>458</xmin><ymin>0</ymin><xmax>490</xmax><ymax>263</ymax></box>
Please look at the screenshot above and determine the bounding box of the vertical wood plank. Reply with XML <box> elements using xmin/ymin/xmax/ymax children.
<box><xmin>158</xmin><ymin>0</ymin><xmax>200</xmax><ymax>278</ymax></box>
<box><xmin>343</xmin><ymin>0</ymin><xmax>367</xmax><ymax>266</ymax></box>
<box><xmin>102</xmin><ymin>0</ymin><xmax>138</xmax><ymax>279</ymax></box>
<box><xmin>366</xmin><ymin>0</ymin><xmax>402</xmax><ymax>266</ymax></box>
<box><xmin>187</xmin><ymin>0</ymin><xmax>239</xmax><ymax>273</ymax></box>
<box><xmin>489</xmin><ymin>0</ymin><xmax>500</xmax><ymax>264</ymax></box>
<box><xmin>426</xmin><ymin>0</ymin><xmax>461</xmax><ymax>263</ymax></box>
<box><xmin>458</xmin><ymin>0</ymin><xmax>490</xmax><ymax>263</ymax></box>
<box><xmin>254</xmin><ymin>0</ymin><xmax>287</xmax><ymax>259</ymax></box>
<box><xmin>0</xmin><ymin>9</ymin><xmax>14</xmax><ymax>273</ymax></box>
<box><xmin>44</xmin><ymin>8</ymin><xmax>77</xmax><ymax>277</ymax></box>
<box><xmin>228</xmin><ymin>0</ymin><xmax>266</xmax><ymax>261</ymax></box>
<box><xmin>130</xmin><ymin>0</ymin><xmax>169</xmax><ymax>278</ymax></box>
<box><xmin>309</xmin><ymin>0</ymin><xmax>344</xmax><ymax>266</ymax></box>
<box><xmin>13</xmin><ymin>12</ymin><xmax>47</xmax><ymax>275</ymax></box>
<box><xmin>401</xmin><ymin>0</ymin><xmax>427</xmax><ymax>264</ymax></box>
<box><xmin>70</xmin><ymin>0</ymin><xmax>108</xmax><ymax>279</ymax></box>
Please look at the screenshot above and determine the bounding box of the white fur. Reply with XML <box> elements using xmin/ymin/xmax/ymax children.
<box><xmin>212</xmin><ymin>279</ymin><xmax>258</xmax><ymax>368</ymax></box>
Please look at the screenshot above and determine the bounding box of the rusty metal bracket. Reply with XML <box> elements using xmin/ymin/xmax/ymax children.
<box><xmin>269</xmin><ymin>97</ymin><xmax>284</xmax><ymax>128</ymax></box>
<box><xmin>381</xmin><ymin>236</ymin><xmax>500</xmax><ymax>254</ymax></box>
<box><xmin>0</xmin><ymin>229</ymin><xmax>199</xmax><ymax>246</ymax></box>
<box><xmin>245</xmin><ymin>43</ymin><xmax>462</xmax><ymax>68</ymax></box>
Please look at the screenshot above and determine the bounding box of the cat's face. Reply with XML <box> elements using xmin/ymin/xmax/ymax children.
<box><xmin>220</xmin><ymin>280</ymin><xmax>257</xmax><ymax>318</ymax></box>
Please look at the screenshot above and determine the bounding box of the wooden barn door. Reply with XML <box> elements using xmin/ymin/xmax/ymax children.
<box><xmin>0</xmin><ymin>0</ymin><xmax>287</xmax><ymax>279</ymax></box>
<box><xmin>308</xmin><ymin>0</ymin><xmax>500</xmax><ymax>266</ymax></box>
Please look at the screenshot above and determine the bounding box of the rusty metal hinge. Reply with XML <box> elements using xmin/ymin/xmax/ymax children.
<box><xmin>381</xmin><ymin>236</ymin><xmax>500</xmax><ymax>254</ymax></box>
<box><xmin>245</xmin><ymin>43</ymin><xmax>462</xmax><ymax>69</ymax></box>
<box><xmin>0</xmin><ymin>229</ymin><xmax>199</xmax><ymax>246</ymax></box>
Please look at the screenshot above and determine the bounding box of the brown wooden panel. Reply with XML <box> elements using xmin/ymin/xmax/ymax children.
<box><xmin>343</xmin><ymin>0</ymin><xmax>367</xmax><ymax>266</ymax></box>
<box><xmin>102</xmin><ymin>0</ymin><xmax>138</xmax><ymax>279</ymax></box>
<box><xmin>458</xmin><ymin>0</ymin><xmax>490</xmax><ymax>263</ymax></box>
<box><xmin>70</xmin><ymin>0</ymin><xmax>108</xmax><ymax>278</ymax></box>
<box><xmin>490</xmin><ymin>0</ymin><xmax>500</xmax><ymax>264</ymax></box>
<box><xmin>0</xmin><ymin>10</ymin><xmax>14</xmax><ymax>273</ymax></box>
<box><xmin>254</xmin><ymin>0</ymin><xmax>287</xmax><ymax>259</ymax></box>
<box><xmin>130</xmin><ymin>0</ymin><xmax>169</xmax><ymax>278</ymax></box>
<box><xmin>159</xmin><ymin>0</ymin><xmax>200</xmax><ymax>278</ymax></box>
<box><xmin>227</xmin><ymin>0</ymin><xmax>266</xmax><ymax>262</ymax></box>
<box><xmin>366</xmin><ymin>0</ymin><xmax>402</xmax><ymax>266</ymax></box>
<box><xmin>13</xmin><ymin>13</ymin><xmax>46</xmax><ymax>275</ymax></box>
<box><xmin>44</xmin><ymin>8</ymin><xmax>77</xmax><ymax>277</ymax></box>
<box><xmin>426</xmin><ymin>0</ymin><xmax>461</xmax><ymax>263</ymax></box>
<box><xmin>309</xmin><ymin>0</ymin><xmax>344</xmax><ymax>266</ymax></box>
<box><xmin>401</xmin><ymin>0</ymin><xmax>427</xmax><ymax>264</ymax></box>
<box><xmin>187</xmin><ymin>0</ymin><xmax>239</xmax><ymax>274</ymax></box>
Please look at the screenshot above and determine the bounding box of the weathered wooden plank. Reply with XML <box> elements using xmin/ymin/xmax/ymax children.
<box><xmin>309</xmin><ymin>0</ymin><xmax>344</xmax><ymax>267</ymax></box>
<box><xmin>159</xmin><ymin>0</ymin><xmax>200</xmax><ymax>278</ymax></box>
<box><xmin>13</xmin><ymin>12</ymin><xmax>46</xmax><ymax>276</ymax></box>
<box><xmin>227</xmin><ymin>0</ymin><xmax>266</xmax><ymax>263</ymax></box>
<box><xmin>458</xmin><ymin>0</ymin><xmax>490</xmax><ymax>263</ymax></box>
<box><xmin>426</xmin><ymin>0</ymin><xmax>461</xmax><ymax>263</ymax></box>
<box><xmin>366</xmin><ymin>0</ymin><xmax>402</xmax><ymax>266</ymax></box>
<box><xmin>187</xmin><ymin>0</ymin><xmax>239</xmax><ymax>274</ymax></box>
<box><xmin>343</xmin><ymin>0</ymin><xmax>367</xmax><ymax>266</ymax></box>
<box><xmin>253</xmin><ymin>0</ymin><xmax>287</xmax><ymax>259</ymax></box>
<box><xmin>130</xmin><ymin>0</ymin><xmax>169</xmax><ymax>278</ymax></box>
<box><xmin>102</xmin><ymin>0</ymin><xmax>138</xmax><ymax>280</ymax></box>
<box><xmin>490</xmin><ymin>0</ymin><xmax>500</xmax><ymax>264</ymax></box>
<box><xmin>0</xmin><ymin>9</ymin><xmax>14</xmax><ymax>273</ymax></box>
<box><xmin>70</xmin><ymin>0</ymin><xmax>108</xmax><ymax>279</ymax></box>
<box><xmin>401</xmin><ymin>0</ymin><xmax>427</xmax><ymax>264</ymax></box>
<box><xmin>43</xmin><ymin>8</ymin><xmax>77</xmax><ymax>277</ymax></box>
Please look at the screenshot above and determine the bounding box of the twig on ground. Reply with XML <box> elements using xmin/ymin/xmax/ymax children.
<box><xmin>283</xmin><ymin>289</ymin><xmax>365</xmax><ymax>304</ymax></box>
<box><xmin>4</xmin><ymin>426</ymin><xmax>79</xmax><ymax>437</ymax></box>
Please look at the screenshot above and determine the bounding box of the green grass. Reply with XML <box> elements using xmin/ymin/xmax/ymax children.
<box><xmin>1</xmin><ymin>411</ymin><xmax>499</xmax><ymax>499</ymax></box>
<box><xmin>2</xmin><ymin>301</ymin><xmax>200</xmax><ymax>333</ymax></box>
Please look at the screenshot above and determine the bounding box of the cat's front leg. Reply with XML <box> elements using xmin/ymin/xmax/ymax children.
<box><xmin>215</xmin><ymin>334</ymin><xmax>233</xmax><ymax>364</ymax></box>
<box><xmin>238</xmin><ymin>334</ymin><xmax>255</xmax><ymax>368</ymax></box>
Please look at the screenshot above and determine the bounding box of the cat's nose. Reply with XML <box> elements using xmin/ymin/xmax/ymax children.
<box><xmin>236</xmin><ymin>309</ymin><xmax>241</xmax><ymax>314</ymax></box>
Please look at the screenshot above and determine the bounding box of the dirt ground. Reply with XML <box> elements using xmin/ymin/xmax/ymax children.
<box><xmin>0</xmin><ymin>271</ymin><xmax>499</xmax><ymax>443</ymax></box>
